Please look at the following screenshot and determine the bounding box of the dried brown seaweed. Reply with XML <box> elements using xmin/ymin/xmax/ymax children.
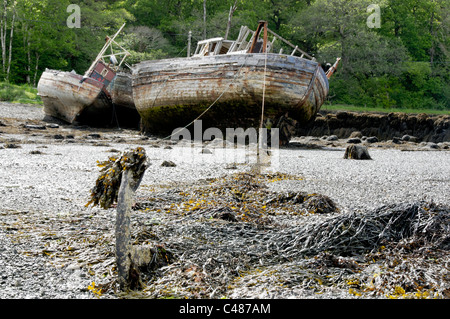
<box><xmin>86</xmin><ymin>147</ymin><xmax>148</xmax><ymax>209</ymax></box>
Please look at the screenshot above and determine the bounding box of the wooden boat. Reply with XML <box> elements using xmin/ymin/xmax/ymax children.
<box><xmin>38</xmin><ymin>64</ymin><xmax>115</xmax><ymax>125</ymax></box>
<box><xmin>132</xmin><ymin>21</ymin><xmax>340</xmax><ymax>135</ymax></box>
<box><xmin>37</xmin><ymin>24</ymin><xmax>138</xmax><ymax>126</ymax></box>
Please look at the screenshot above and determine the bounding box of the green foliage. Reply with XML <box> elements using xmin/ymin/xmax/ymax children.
<box><xmin>296</xmin><ymin>0</ymin><xmax>449</xmax><ymax>110</ymax></box>
<box><xmin>0</xmin><ymin>0</ymin><xmax>447</xmax><ymax>111</ymax></box>
<box><xmin>0</xmin><ymin>82</ymin><xmax>41</xmax><ymax>104</ymax></box>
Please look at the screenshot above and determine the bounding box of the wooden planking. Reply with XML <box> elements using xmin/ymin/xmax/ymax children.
<box><xmin>109</xmin><ymin>72</ymin><xmax>135</xmax><ymax>109</ymax></box>
<box><xmin>38</xmin><ymin>70</ymin><xmax>103</xmax><ymax>123</ymax></box>
<box><xmin>132</xmin><ymin>53</ymin><xmax>328</xmax><ymax>123</ymax></box>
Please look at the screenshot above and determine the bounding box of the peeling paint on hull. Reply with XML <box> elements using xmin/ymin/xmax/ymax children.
<box><xmin>132</xmin><ymin>53</ymin><xmax>329</xmax><ymax>134</ymax></box>
<box><xmin>37</xmin><ymin>69</ymin><xmax>111</xmax><ymax>125</ymax></box>
<box><xmin>38</xmin><ymin>70</ymin><xmax>139</xmax><ymax>127</ymax></box>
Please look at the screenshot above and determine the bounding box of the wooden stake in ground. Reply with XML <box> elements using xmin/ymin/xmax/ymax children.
<box><xmin>87</xmin><ymin>147</ymin><xmax>148</xmax><ymax>291</ymax></box>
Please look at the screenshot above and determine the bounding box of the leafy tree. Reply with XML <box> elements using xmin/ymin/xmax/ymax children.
<box><xmin>0</xmin><ymin>0</ymin><xmax>446</xmax><ymax>110</ymax></box>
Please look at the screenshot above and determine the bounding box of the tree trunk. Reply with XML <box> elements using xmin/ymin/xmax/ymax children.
<box><xmin>1</xmin><ymin>0</ymin><xmax>7</xmax><ymax>73</ymax></box>
<box><xmin>5</xmin><ymin>5</ymin><xmax>14</xmax><ymax>82</ymax></box>
<box><xmin>203</xmin><ymin>0</ymin><xmax>206</xmax><ymax>39</ymax></box>
<box><xmin>22</xmin><ymin>24</ymin><xmax>30</xmax><ymax>84</ymax></box>
<box><xmin>33</xmin><ymin>52</ymin><xmax>39</xmax><ymax>87</ymax></box>
<box><xmin>429</xmin><ymin>11</ymin><xmax>436</xmax><ymax>72</ymax></box>
<box><xmin>224</xmin><ymin>1</ymin><xmax>238</xmax><ymax>40</ymax></box>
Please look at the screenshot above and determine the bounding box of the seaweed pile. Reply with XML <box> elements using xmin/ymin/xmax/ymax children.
<box><xmin>86</xmin><ymin>146</ymin><xmax>148</xmax><ymax>209</ymax></box>
<box><xmin>13</xmin><ymin>167</ymin><xmax>448</xmax><ymax>299</ymax></box>
<box><xmin>119</xmin><ymin>172</ymin><xmax>449</xmax><ymax>299</ymax></box>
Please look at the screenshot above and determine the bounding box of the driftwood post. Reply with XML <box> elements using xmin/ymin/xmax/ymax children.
<box><xmin>116</xmin><ymin>169</ymin><xmax>138</xmax><ymax>290</ymax></box>
<box><xmin>86</xmin><ymin>147</ymin><xmax>148</xmax><ymax>291</ymax></box>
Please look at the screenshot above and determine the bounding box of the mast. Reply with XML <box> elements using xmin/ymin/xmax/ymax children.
<box><xmin>83</xmin><ymin>23</ymin><xmax>130</xmax><ymax>78</ymax></box>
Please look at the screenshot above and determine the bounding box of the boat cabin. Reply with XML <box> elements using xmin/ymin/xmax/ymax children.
<box><xmin>193</xmin><ymin>25</ymin><xmax>276</xmax><ymax>57</ymax></box>
<box><xmin>192</xmin><ymin>22</ymin><xmax>313</xmax><ymax>60</ymax></box>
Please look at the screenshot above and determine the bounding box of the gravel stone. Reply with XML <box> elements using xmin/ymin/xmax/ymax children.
<box><xmin>1</xmin><ymin>103</ymin><xmax>449</xmax><ymax>299</ymax></box>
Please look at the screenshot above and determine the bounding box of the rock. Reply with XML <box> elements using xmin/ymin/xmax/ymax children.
<box><xmin>164</xmin><ymin>146</ymin><xmax>172</xmax><ymax>150</ymax></box>
<box><xmin>0</xmin><ymin>120</ymin><xmax>6</xmax><ymax>126</ymax></box>
<box><xmin>392</xmin><ymin>137</ymin><xmax>402</xmax><ymax>144</ymax></box>
<box><xmin>427</xmin><ymin>143</ymin><xmax>439</xmax><ymax>149</ymax></box>
<box><xmin>24</xmin><ymin>124</ymin><xmax>46</xmax><ymax>130</ymax></box>
<box><xmin>213</xmin><ymin>209</ymin><xmax>238</xmax><ymax>222</ymax></box>
<box><xmin>45</xmin><ymin>123</ymin><xmax>59</xmax><ymax>129</ymax></box>
<box><xmin>327</xmin><ymin>135</ymin><xmax>338</xmax><ymax>141</ymax></box>
<box><xmin>4</xmin><ymin>143</ymin><xmax>21</xmax><ymax>149</ymax></box>
<box><xmin>161</xmin><ymin>160</ymin><xmax>176</xmax><ymax>167</ymax></box>
<box><xmin>402</xmin><ymin>134</ymin><xmax>418</xmax><ymax>143</ymax></box>
<box><xmin>53</xmin><ymin>134</ymin><xmax>64</xmax><ymax>140</ymax></box>
<box><xmin>305</xmin><ymin>194</ymin><xmax>340</xmax><ymax>214</ymax></box>
<box><xmin>201</xmin><ymin>148</ymin><xmax>212</xmax><ymax>154</ymax></box>
<box><xmin>87</xmin><ymin>133</ymin><xmax>101</xmax><ymax>139</ymax></box>
<box><xmin>402</xmin><ymin>135</ymin><xmax>411</xmax><ymax>141</ymax></box>
<box><xmin>344</xmin><ymin>145</ymin><xmax>372</xmax><ymax>160</ymax></box>
<box><xmin>347</xmin><ymin>138</ymin><xmax>361</xmax><ymax>144</ymax></box>
<box><xmin>349</xmin><ymin>131</ymin><xmax>362</xmax><ymax>139</ymax></box>
<box><xmin>365</xmin><ymin>136</ymin><xmax>378</xmax><ymax>143</ymax></box>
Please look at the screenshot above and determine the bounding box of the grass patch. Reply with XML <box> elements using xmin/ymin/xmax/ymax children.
<box><xmin>0</xmin><ymin>82</ymin><xmax>42</xmax><ymax>105</ymax></box>
<box><xmin>321</xmin><ymin>104</ymin><xmax>450</xmax><ymax>116</ymax></box>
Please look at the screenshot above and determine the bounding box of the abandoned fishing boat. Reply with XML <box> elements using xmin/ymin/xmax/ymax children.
<box><xmin>132</xmin><ymin>21</ymin><xmax>340</xmax><ymax>135</ymax></box>
<box><xmin>37</xmin><ymin>24</ymin><xmax>138</xmax><ymax>127</ymax></box>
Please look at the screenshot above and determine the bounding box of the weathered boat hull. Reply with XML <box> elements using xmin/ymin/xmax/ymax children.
<box><xmin>108</xmin><ymin>72</ymin><xmax>141</xmax><ymax>127</ymax></box>
<box><xmin>109</xmin><ymin>72</ymin><xmax>135</xmax><ymax>110</ymax></box>
<box><xmin>132</xmin><ymin>53</ymin><xmax>329</xmax><ymax>135</ymax></box>
<box><xmin>38</xmin><ymin>69</ymin><xmax>140</xmax><ymax>127</ymax></box>
<box><xmin>37</xmin><ymin>69</ymin><xmax>112</xmax><ymax>125</ymax></box>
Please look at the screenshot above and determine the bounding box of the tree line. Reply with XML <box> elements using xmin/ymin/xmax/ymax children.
<box><xmin>0</xmin><ymin>0</ymin><xmax>448</xmax><ymax>110</ymax></box>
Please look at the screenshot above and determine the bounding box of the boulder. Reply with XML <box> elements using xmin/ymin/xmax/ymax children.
<box><xmin>327</xmin><ymin>135</ymin><xmax>339</xmax><ymax>141</ymax></box>
<box><xmin>344</xmin><ymin>145</ymin><xmax>372</xmax><ymax>160</ymax></box>
<box><xmin>161</xmin><ymin>160</ymin><xmax>176</xmax><ymax>167</ymax></box>
<box><xmin>347</xmin><ymin>138</ymin><xmax>362</xmax><ymax>144</ymax></box>
<box><xmin>349</xmin><ymin>131</ymin><xmax>363</xmax><ymax>139</ymax></box>
<box><xmin>365</xmin><ymin>136</ymin><xmax>378</xmax><ymax>143</ymax></box>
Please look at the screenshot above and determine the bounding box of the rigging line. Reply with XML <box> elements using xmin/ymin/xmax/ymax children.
<box><xmin>161</xmin><ymin>54</ymin><xmax>250</xmax><ymax>141</ymax></box>
<box><xmin>257</xmin><ymin>46</ymin><xmax>269</xmax><ymax>166</ymax></box>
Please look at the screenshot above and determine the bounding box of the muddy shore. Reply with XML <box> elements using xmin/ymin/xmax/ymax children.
<box><xmin>0</xmin><ymin>102</ymin><xmax>449</xmax><ymax>299</ymax></box>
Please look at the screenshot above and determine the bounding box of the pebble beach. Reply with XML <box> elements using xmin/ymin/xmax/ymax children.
<box><xmin>0</xmin><ymin>102</ymin><xmax>449</xmax><ymax>299</ymax></box>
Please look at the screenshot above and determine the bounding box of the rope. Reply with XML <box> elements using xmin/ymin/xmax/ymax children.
<box><xmin>256</xmin><ymin>49</ymin><xmax>268</xmax><ymax>167</ymax></box>
<box><xmin>161</xmin><ymin>54</ymin><xmax>250</xmax><ymax>140</ymax></box>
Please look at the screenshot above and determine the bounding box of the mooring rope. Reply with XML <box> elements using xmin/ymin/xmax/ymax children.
<box><xmin>256</xmin><ymin>48</ymin><xmax>269</xmax><ymax>168</ymax></box>
<box><xmin>160</xmin><ymin>54</ymin><xmax>251</xmax><ymax>140</ymax></box>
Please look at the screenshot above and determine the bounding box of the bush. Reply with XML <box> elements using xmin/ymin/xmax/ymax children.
<box><xmin>328</xmin><ymin>71</ymin><xmax>449</xmax><ymax>111</ymax></box>
<box><xmin>0</xmin><ymin>82</ymin><xmax>42</xmax><ymax>104</ymax></box>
